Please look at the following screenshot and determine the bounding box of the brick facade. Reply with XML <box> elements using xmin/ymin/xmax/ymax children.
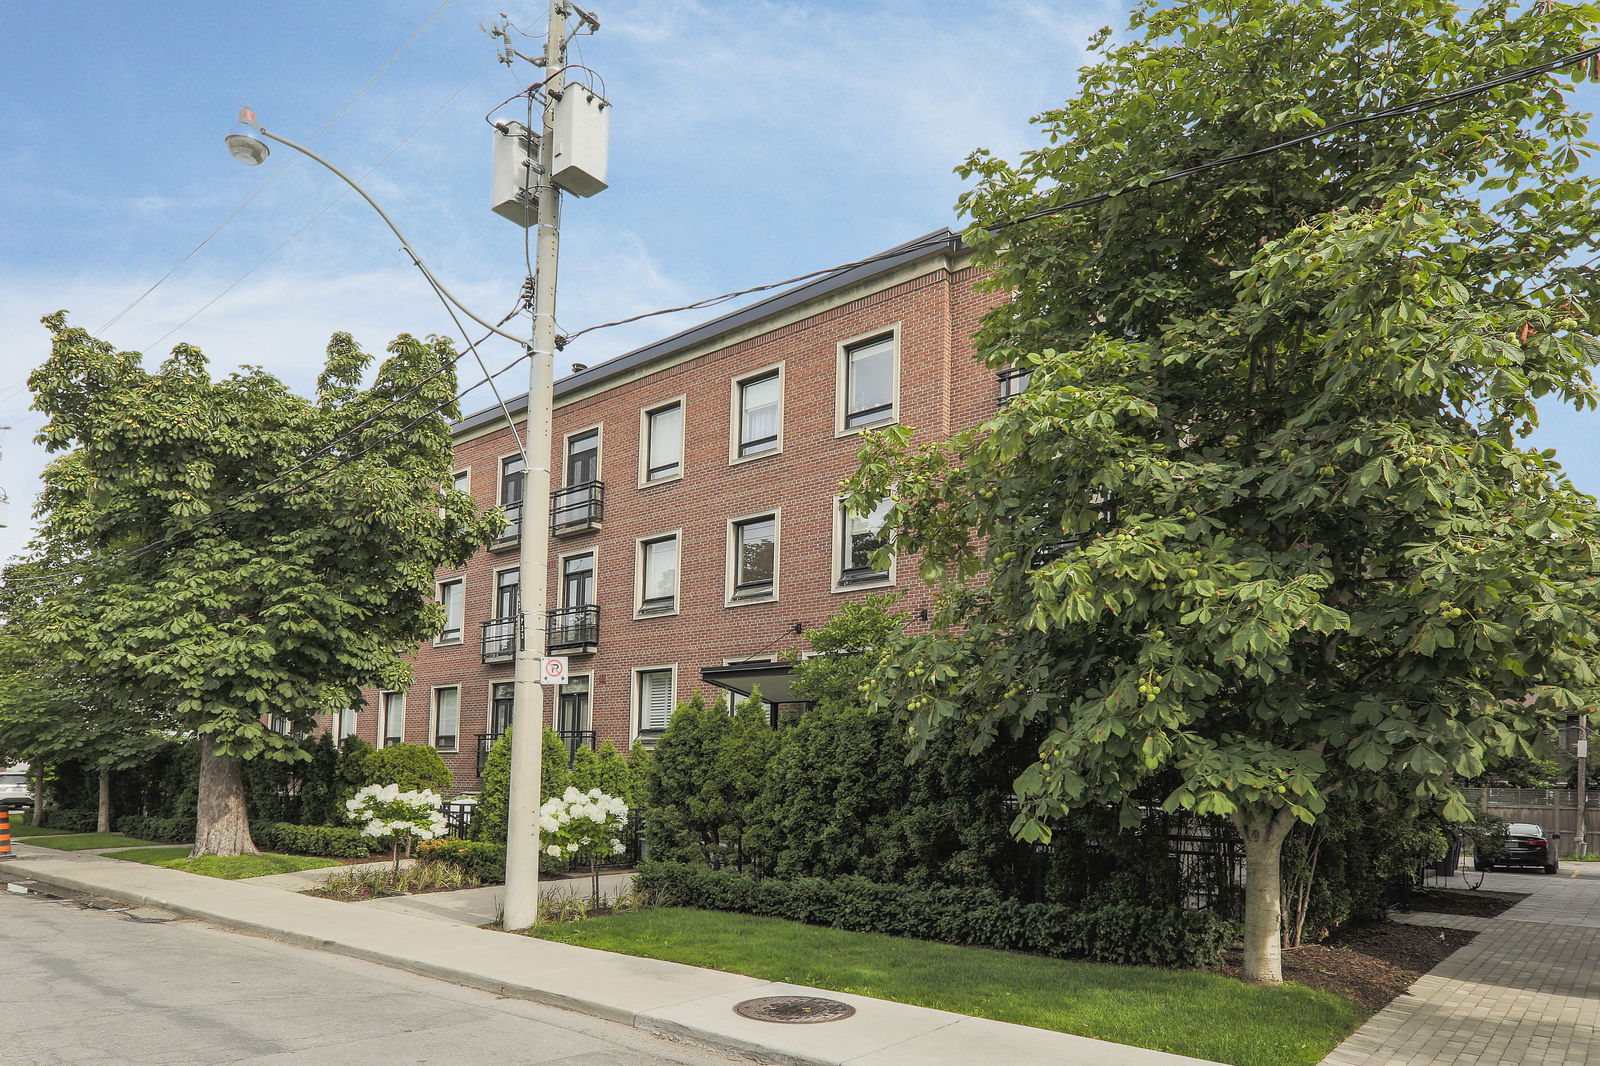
<box><xmin>339</xmin><ymin>233</ymin><xmax>1006</xmax><ymax>791</ymax></box>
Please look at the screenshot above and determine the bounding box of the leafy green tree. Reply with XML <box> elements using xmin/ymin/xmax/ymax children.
<box><xmin>714</xmin><ymin>690</ymin><xmax>781</xmax><ymax>869</ymax></box>
<box><xmin>852</xmin><ymin>0</ymin><xmax>1600</xmax><ymax>982</ymax></box>
<box><xmin>567</xmin><ymin>741</ymin><xmax>602</xmax><ymax>792</ymax></box>
<box><xmin>357</xmin><ymin>743</ymin><xmax>451</xmax><ymax>794</ymax></box>
<box><xmin>592</xmin><ymin>740</ymin><xmax>636</xmax><ymax>808</ymax></box>
<box><xmin>623</xmin><ymin>739</ymin><xmax>652</xmax><ymax>809</ymax></box>
<box><xmin>22</xmin><ymin>319</ymin><xmax>497</xmax><ymax>855</ymax></box>
<box><xmin>472</xmin><ymin>726</ymin><xmax>570</xmax><ymax>844</ymax></box>
<box><xmin>643</xmin><ymin>693</ymin><xmax>731</xmax><ymax>863</ymax></box>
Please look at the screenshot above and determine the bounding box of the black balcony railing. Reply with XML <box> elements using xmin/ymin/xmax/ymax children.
<box><xmin>546</xmin><ymin>604</ymin><xmax>599</xmax><ymax>655</ymax></box>
<box><xmin>474</xmin><ymin>727</ymin><xmax>597</xmax><ymax>777</ymax></box>
<box><xmin>491</xmin><ymin>500</ymin><xmax>523</xmax><ymax>548</ymax></box>
<box><xmin>551</xmin><ymin>480</ymin><xmax>604</xmax><ymax>535</ymax></box>
<box><xmin>481</xmin><ymin>617</ymin><xmax>517</xmax><ymax>663</ymax></box>
<box><xmin>997</xmin><ymin>365</ymin><xmax>1030</xmax><ymax>404</ymax></box>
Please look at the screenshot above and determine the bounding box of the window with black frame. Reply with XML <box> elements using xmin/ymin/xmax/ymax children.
<box><xmin>433</xmin><ymin>687</ymin><xmax>459</xmax><ymax>751</ymax></box>
<box><xmin>643</xmin><ymin>401</ymin><xmax>682</xmax><ymax>482</ymax></box>
<box><xmin>839</xmin><ymin>498</ymin><xmax>892</xmax><ymax>584</ymax></box>
<box><xmin>736</xmin><ymin>370</ymin><xmax>780</xmax><ymax>458</ymax></box>
<box><xmin>731</xmin><ymin>514</ymin><xmax>776</xmax><ymax>601</ymax></box>
<box><xmin>498</xmin><ymin>455</ymin><xmax>525</xmax><ymax>539</ymax></box>
<box><xmin>842</xmin><ymin>334</ymin><xmax>895</xmax><ymax>429</ymax></box>
<box><xmin>639</xmin><ymin>535</ymin><xmax>678</xmax><ymax>615</ymax></box>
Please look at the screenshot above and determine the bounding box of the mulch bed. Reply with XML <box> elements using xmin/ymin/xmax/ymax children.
<box><xmin>1220</xmin><ymin>920</ymin><xmax>1478</xmax><ymax>1012</ymax></box>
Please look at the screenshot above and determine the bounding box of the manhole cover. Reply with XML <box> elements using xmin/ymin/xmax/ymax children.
<box><xmin>733</xmin><ymin>995</ymin><xmax>856</xmax><ymax>1024</ymax></box>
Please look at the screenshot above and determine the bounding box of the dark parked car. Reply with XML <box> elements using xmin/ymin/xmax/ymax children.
<box><xmin>1476</xmin><ymin>821</ymin><xmax>1559</xmax><ymax>874</ymax></box>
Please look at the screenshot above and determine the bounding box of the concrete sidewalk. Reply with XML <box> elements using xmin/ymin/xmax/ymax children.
<box><xmin>0</xmin><ymin>842</ymin><xmax>1217</xmax><ymax>1066</ymax></box>
<box><xmin>1320</xmin><ymin>863</ymin><xmax>1600</xmax><ymax>1066</ymax></box>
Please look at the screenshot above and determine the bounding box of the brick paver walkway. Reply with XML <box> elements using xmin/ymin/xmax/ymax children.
<box><xmin>1321</xmin><ymin>864</ymin><xmax>1600</xmax><ymax>1066</ymax></box>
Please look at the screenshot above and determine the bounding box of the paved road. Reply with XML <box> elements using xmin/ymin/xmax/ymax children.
<box><xmin>1321</xmin><ymin>863</ymin><xmax>1600</xmax><ymax>1066</ymax></box>
<box><xmin>0</xmin><ymin>883</ymin><xmax>745</xmax><ymax>1066</ymax></box>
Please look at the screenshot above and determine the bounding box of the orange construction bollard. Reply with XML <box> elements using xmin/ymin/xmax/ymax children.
<box><xmin>0</xmin><ymin>809</ymin><xmax>12</xmax><ymax>858</ymax></box>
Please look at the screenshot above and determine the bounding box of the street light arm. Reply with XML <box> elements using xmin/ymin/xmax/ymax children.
<box><xmin>250</xmin><ymin>125</ymin><xmax>531</xmax><ymax>347</ymax></box>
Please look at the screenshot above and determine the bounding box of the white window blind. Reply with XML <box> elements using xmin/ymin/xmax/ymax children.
<box><xmin>639</xmin><ymin>670</ymin><xmax>674</xmax><ymax>732</ymax></box>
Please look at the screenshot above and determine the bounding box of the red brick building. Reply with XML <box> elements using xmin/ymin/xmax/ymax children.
<box><xmin>339</xmin><ymin>229</ymin><xmax>1012</xmax><ymax>791</ymax></box>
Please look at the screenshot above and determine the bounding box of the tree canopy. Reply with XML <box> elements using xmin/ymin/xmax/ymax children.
<box><xmin>852</xmin><ymin>0</ymin><xmax>1600</xmax><ymax>982</ymax></box>
<box><xmin>12</xmin><ymin>318</ymin><xmax>499</xmax><ymax>853</ymax></box>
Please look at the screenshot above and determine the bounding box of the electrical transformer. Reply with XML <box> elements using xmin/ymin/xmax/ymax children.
<box><xmin>552</xmin><ymin>86</ymin><xmax>610</xmax><ymax>197</ymax></box>
<box><xmin>491</xmin><ymin>120</ymin><xmax>539</xmax><ymax>227</ymax></box>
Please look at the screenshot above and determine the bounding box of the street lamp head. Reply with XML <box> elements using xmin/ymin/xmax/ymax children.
<box><xmin>225</xmin><ymin>133</ymin><xmax>270</xmax><ymax>166</ymax></box>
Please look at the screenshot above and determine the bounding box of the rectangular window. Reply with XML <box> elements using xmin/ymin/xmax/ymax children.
<box><xmin>839</xmin><ymin>498</ymin><xmax>893</xmax><ymax>585</ymax></box>
<box><xmin>842</xmin><ymin>333</ymin><xmax>896</xmax><ymax>430</ymax></box>
<box><xmin>336</xmin><ymin>708</ymin><xmax>358</xmax><ymax>741</ymax></box>
<box><xmin>643</xmin><ymin>401</ymin><xmax>683</xmax><ymax>482</ymax></box>
<box><xmin>558</xmin><ymin>676</ymin><xmax>591</xmax><ymax>734</ymax></box>
<box><xmin>496</xmin><ymin>568</ymin><xmax>520</xmax><ymax>619</ymax></box>
<box><xmin>566</xmin><ymin>428</ymin><xmax>600</xmax><ymax>485</ymax></box>
<box><xmin>731</xmin><ymin>514</ymin><xmax>777</xmax><ymax>602</ymax></box>
<box><xmin>998</xmin><ymin>365</ymin><xmax>1030</xmax><ymax>403</ymax></box>
<box><xmin>437</xmin><ymin>579</ymin><xmax>464</xmax><ymax>643</ymax></box>
<box><xmin>490</xmin><ymin>682</ymin><xmax>515</xmax><ymax>735</ymax></box>
<box><xmin>636</xmin><ymin>668</ymin><xmax>675</xmax><ymax>737</ymax></box>
<box><xmin>267</xmin><ymin>714</ymin><xmax>291</xmax><ymax>736</ymax></box>
<box><xmin>452</xmin><ymin>469</ymin><xmax>471</xmax><ymax>496</ymax></box>
<box><xmin>433</xmin><ymin>687</ymin><xmax>459</xmax><ymax>751</ymax></box>
<box><xmin>381</xmin><ymin>692</ymin><xmax>405</xmax><ymax>748</ymax></box>
<box><xmin>499</xmin><ymin>455</ymin><xmax>525</xmax><ymax>540</ymax></box>
<box><xmin>562</xmin><ymin>553</ymin><xmax>594</xmax><ymax>609</ymax></box>
<box><xmin>638</xmin><ymin>534</ymin><xmax>679</xmax><ymax>615</ymax></box>
<box><xmin>735</xmin><ymin>369</ymin><xmax>781</xmax><ymax>458</ymax></box>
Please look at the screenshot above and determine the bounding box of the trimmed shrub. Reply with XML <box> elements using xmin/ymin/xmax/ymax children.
<box><xmin>473</xmin><ymin>728</ymin><xmax>571</xmax><ymax>845</ymax></box>
<box><xmin>417</xmin><ymin>838</ymin><xmax>507</xmax><ymax>883</ymax></box>
<box><xmin>115</xmin><ymin>814</ymin><xmax>195</xmax><ymax>842</ymax></box>
<box><xmin>42</xmin><ymin>808</ymin><xmax>98</xmax><ymax>833</ymax></box>
<box><xmin>568</xmin><ymin>742</ymin><xmax>602</xmax><ymax>792</ymax></box>
<box><xmin>634</xmin><ymin>862</ymin><xmax>1236</xmax><ymax>969</ymax></box>
<box><xmin>357</xmin><ymin>743</ymin><xmax>452</xmax><ymax>793</ymax></box>
<box><xmin>253</xmin><ymin>821</ymin><xmax>377</xmax><ymax>858</ymax></box>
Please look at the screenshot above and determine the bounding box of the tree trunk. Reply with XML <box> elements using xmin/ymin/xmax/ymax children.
<box><xmin>192</xmin><ymin>735</ymin><xmax>258</xmax><ymax>857</ymax></box>
<box><xmin>1236</xmin><ymin>805</ymin><xmax>1296</xmax><ymax>984</ymax></box>
<box><xmin>97</xmin><ymin>766</ymin><xmax>112</xmax><ymax>833</ymax></box>
<box><xmin>32</xmin><ymin>763</ymin><xmax>45</xmax><ymax>828</ymax></box>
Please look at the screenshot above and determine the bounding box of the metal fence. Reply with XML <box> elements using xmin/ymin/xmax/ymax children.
<box><xmin>435</xmin><ymin>803</ymin><xmax>645</xmax><ymax>872</ymax></box>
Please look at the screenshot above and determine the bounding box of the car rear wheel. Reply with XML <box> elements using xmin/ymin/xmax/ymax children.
<box><xmin>1544</xmin><ymin>864</ymin><xmax>1559</xmax><ymax>875</ymax></box>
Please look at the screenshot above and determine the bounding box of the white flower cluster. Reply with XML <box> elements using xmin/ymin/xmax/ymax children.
<box><xmin>538</xmin><ymin>787</ymin><xmax>629</xmax><ymax>860</ymax></box>
<box><xmin>345</xmin><ymin>783</ymin><xmax>448</xmax><ymax>841</ymax></box>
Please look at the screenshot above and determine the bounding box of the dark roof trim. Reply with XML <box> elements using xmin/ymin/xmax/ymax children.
<box><xmin>453</xmin><ymin>227</ymin><xmax>963</xmax><ymax>437</ymax></box>
<box><xmin>701</xmin><ymin>661</ymin><xmax>810</xmax><ymax>708</ymax></box>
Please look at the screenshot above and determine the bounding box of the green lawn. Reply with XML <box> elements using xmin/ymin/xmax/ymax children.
<box><xmin>24</xmin><ymin>832</ymin><xmax>162</xmax><ymax>851</ymax></box>
<box><xmin>6</xmin><ymin>823</ymin><xmax>73</xmax><ymax>838</ymax></box>
<box><xmin>532</xmin><ymin>908</ymin><xmax>1364</xmax><ymax>1066</ymax></box>
<box><xmin>112</xmin><ymin>847</ymin><xmax>340</xmax><ymax>880</ymax></box>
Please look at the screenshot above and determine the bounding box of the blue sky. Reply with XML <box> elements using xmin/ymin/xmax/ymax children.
<box><xmin>1</xmin><ymin>1</ymin><xmax>1597</xmax><ymax>565</ymax></box>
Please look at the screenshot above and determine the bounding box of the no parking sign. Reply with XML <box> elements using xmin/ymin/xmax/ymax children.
<box><xmin>539</xmin><ymin>656</ymin><xmax>569</xmax><ymax>685</ymax></box>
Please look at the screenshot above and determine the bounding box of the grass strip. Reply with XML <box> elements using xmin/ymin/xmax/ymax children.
<box><xmin>532</xmin><ymin>908</ymin><xmax>1364</xmax><ymax>1066</ymax></box>
<box><xmin>112</xmin><ymin>847</ymin><xmax>340</xmax><ymax>880</ymax></box>
<box><xmin>25</xmin><ymin>832</ymin><xmax>162</xmax><ymax>851</ymax></box>
<box><xmin>6</xmin><ymin>824</ymin><xmax>78</xmax><ymax>839</ymax></box>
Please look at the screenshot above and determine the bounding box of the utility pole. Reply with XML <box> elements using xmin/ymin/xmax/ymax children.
<box><xmin>502</xmin><ymin>0</ymin><xmax>569</xmax><ymax>933</ymax></box>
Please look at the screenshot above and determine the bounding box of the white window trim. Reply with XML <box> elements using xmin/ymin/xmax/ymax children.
<box><xmin>638</xmin><ymin>395</ymin><xmax>687</xmax><ymax>487</ymax></box>
<box><xmin>830</xmin><ymin>495</ymin><xmax>896</xmax><ymax>593</ymax></box>
<box><xmin>634</xmin><ymin>530</ymin><xmax>682</xmax><ymax>620</ymax></box>
<box><xmin>492</xmin><ymin>564</ymin><xmax>522</xmax><ymax>617</ymax></box>
<box><xmin>452</xmin><ymin>467</ymin><xmax>472</xmax><ymax>497</ymax></box>
<box><xmin>430</xmin><ymin>685</ymin><xmax>461</xmax><ymax>753</ymax></box>
<box><xmin>494</xmin><ymin>449</ymin><xmax>527</xmax><ymax>547</ymax></box>
<box><xmin>834</xmin><ymin>324</ymin><xmax>902</xmax><ymax>437</ymax></box>
<box><xmin>724</xmin><ymin>507</ymin><xmax>781</xmax><ymax>608</ymax></box>
<box><xmin>631</xmin><ymin>663</ymin><xmax>678</xmax><ymax>744</ymax></box>
<box><xmin>557</xmin><ymin>545</ymin><xmax>600</xmax><ymax>606</ymax></box>
<box><xmin>380</xmin><ymin>690</ymin><xmax>405</xmax><ymax>747</ymax></box>
<box><xmin>557</xmin><ymin>671</ymin><xmax>595</xmax><ymax>733</ymax></box>
<box><xmin>335</xmin><ymin>707</ymin><xmax>359</xmax><ymax>742</ymax></box>
<box><xmin>434</xmin><ymin>576</ymin><xmax>466</xmax><ymax>646</ymax></box>
<box><xmin>727</xmin><ymin>361</ymin><xmax>785</xmax><ymax>466</ymax></box>
<box><xmin>563</xmin><ymin>423</ymin><xmax>603</xmax><ymax>485</ymax></box>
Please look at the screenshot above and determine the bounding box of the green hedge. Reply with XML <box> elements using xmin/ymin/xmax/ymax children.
<box><xmin>115</xmin><ymin>815</ymin><xmax>195</xmax><ymax>842</ymax></box>
<box><xmin>252</xmin><ymin>821</ymin><xmax>377</xmax><ymax>858</ymax></box>
<box><xmin>41</xmin><ymin>808</ymin><xmax>99</xmax><ymax>833</ymax></box>
<box><xmin>634</xmin><ymin>861</ymin><xmax>1236</xmax><ymax>969</ymax></box>
<box><xmin>417</xmin><ymin>838</ymin><xmax>507</xmax><ymax>882</ymax></box>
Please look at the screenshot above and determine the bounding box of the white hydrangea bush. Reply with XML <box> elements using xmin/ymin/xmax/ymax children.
<box><xmin>539</xmin><ymin>786</ymin><xmax>629</xmax><ymax>875</ymax></box>
<box><xmin>345</xmin><ymin>783</ymin><xmax>448</xmax><ymax>873</ymax></box>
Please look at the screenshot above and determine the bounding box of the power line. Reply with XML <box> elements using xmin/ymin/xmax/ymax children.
<box><xmin>560</xmin><ymin>42</ymin><xmax>1600</xmax><ymax>348</ymax></box>
<box><xmin>95</xmin><ymin>0</ymin><xmax>457</xmax><ymax>338</ymax></box>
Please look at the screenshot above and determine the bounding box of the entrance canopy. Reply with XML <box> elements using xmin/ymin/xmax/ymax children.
<box><xmin>700</xmin><ymin>661</ymin><xmax>811</xmax><ymax>710</ymax></box>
